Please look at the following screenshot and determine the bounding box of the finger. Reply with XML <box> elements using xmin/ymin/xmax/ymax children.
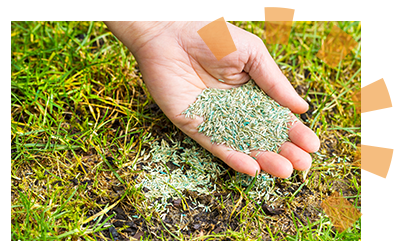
<box><xmin>251</xmin><ymin>151</ymin><xmax>293</xmax><ymax>178</ymax></box>
<box><xmin>288</xmin><ymin>119</ymin><xmax>321</xmax><ymax>153</ymax></box>
<box><xmin>177</xmin><ymin>116</ymin><xmax>261</xmax><ymax>177</ymax></box>
<box><xmin>279</xmin><ymin>142</ymin><xmax>313</xmax><ymax>171</ymax></box>
<box><xmin>244</xmin><ymin>37</ymin><xmax>309</xmax><ymax>114</ymax></box>
<box><xmin>211</xmin><ymin>145</ymin><xmax>261</xmax><ymax>177</ymax></box>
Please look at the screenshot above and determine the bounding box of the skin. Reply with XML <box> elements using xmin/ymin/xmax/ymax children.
<box><xmin>105</xmin><ymin>21</ymin><xmax>320</xmax><ymax>178</ymax></box>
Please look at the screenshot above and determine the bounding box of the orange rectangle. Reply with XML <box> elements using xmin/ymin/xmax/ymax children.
<box><xmin>361</xmin><ymin>78</ymin><xmax>392</xmax><ymax>113</ymax></box>
<box><xmin>197</xmin><ymin>17</ymin><xmax>237</xmax><ymax>60</ymax></box>
<box><xmin>264</xmin><ymin>7</ymin><xmax>295</xmax><ymax>21</ymax></box>
<box><xmin>316</xmin><ymin>25</ymin><xmax>358</xmax><ymax>68</ymax></box>
<box><xmin>361</xmin><ymin>145</ymin><xmax>393</xmax><ymax>178</ymax></box>
<box><xmin>264</xmin><ymin>21</ymin><xmax>293</xmax><ymax>45</ymax></box>
<box><xmin>264</xmin><ymin>8</ymin><xmax>295</xmax><ymax>45</ymax></box>
<box><xmin>321</xmin><ymin>191</ymin><xmax>361</xmax><ymax>232</ymax></box>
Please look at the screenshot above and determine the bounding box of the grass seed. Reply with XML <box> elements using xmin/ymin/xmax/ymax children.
<box><xmin>182</xmin><ymin>80</ymin><xmax>292</xmax><ymax>154</ymax></box>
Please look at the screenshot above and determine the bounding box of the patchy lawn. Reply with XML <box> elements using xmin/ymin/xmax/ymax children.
<box><xmin>11</xmin><ymin>21</ymin><xmax>361</xmax><ymax>241</ymax></box>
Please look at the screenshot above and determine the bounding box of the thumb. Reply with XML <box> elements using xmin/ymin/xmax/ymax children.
<box><xmin>244</xmin><ymin>38</ymin><xmax>309</xmax><ymax>114</ymax></box>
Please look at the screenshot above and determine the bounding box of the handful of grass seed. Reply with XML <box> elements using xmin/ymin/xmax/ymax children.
<box><xmin>182</xmin><ymin>80</ymin><xmax>292</xmax><ymax>154</ymax></box>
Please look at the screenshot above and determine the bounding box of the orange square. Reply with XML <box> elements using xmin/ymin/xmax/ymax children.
<box><xmin>197</xmin><ymin>17</ymin><xmax>237</xmax><ymax>60</ymax></box>
<box><xmin>321</xmin><ymin>191</ymin><xmax>361</xmax><ymax>232</ymax></box>
<box><xmin>361</xmin><ymin>145</ymin><xmax>393</xmax><ymax>178</ymax></box>
<box><xmin>316</xmin><ymin>25</ymin><xmax>358</xmax><ymax>68</ymax></box>
<box><xmin>265</xmin><ymin>21</ymin><xmax>293</xmax><ymax>45</ymax></box>
<box><xmin>361</xmin><ymin>78</ymin><xmax>392</xmax><ymax>113</ymax></box>
<box><xmin>264</xmin><ymin>7</ymin><xmax>295</xmax><ymax>45</ymax></box>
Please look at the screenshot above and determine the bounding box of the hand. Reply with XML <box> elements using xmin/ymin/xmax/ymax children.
<box><xmin>105</xmin><ymin>21</ymin><xmax>320</xmax><ymax>178</ymax></box>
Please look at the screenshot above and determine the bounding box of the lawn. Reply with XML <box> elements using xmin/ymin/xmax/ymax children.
<box><xmin>11</xmin><ymin>21</ymin><xmax>361</xmax><ymax>241</ymax></box>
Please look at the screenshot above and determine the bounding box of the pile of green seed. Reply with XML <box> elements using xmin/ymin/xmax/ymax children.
<box><xmin>182</xmin><ymin>80</ymin><xmax>292</xmax><ymax>154</ymax></box>
<box><xmin>134</xmin><ymin>134</ymin><xmax>277</xmax><ymax>214</ymax></box>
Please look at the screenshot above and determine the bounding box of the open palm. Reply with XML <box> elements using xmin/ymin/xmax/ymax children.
<box><xmin>105</xmin><ymin>21</ymin><xmax>320</xmax><ymax>178</ymax></box>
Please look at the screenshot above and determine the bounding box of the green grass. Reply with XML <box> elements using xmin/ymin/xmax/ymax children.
<box><xmin>11</xmin><ymin>21</ymin><xmax>361</xmax><ymax>241</ymax></box>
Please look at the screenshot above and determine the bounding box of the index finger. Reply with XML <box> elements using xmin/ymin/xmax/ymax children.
<box><xmin>244</xmin><ymin>36</ymin><xmax>309</xmax><ymax>114</ymax></box>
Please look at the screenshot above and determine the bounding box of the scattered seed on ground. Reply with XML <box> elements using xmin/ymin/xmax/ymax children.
<box><xmin>133</xmin><ymin>133</ymin><xmax>278</xmax><ymax>215</ymax></box>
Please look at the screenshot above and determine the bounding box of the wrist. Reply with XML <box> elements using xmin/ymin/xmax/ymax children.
<box><xmin>106</xmin><ymin>21</ymin><xmax>179</xmax><ymax>55</ymax></box>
